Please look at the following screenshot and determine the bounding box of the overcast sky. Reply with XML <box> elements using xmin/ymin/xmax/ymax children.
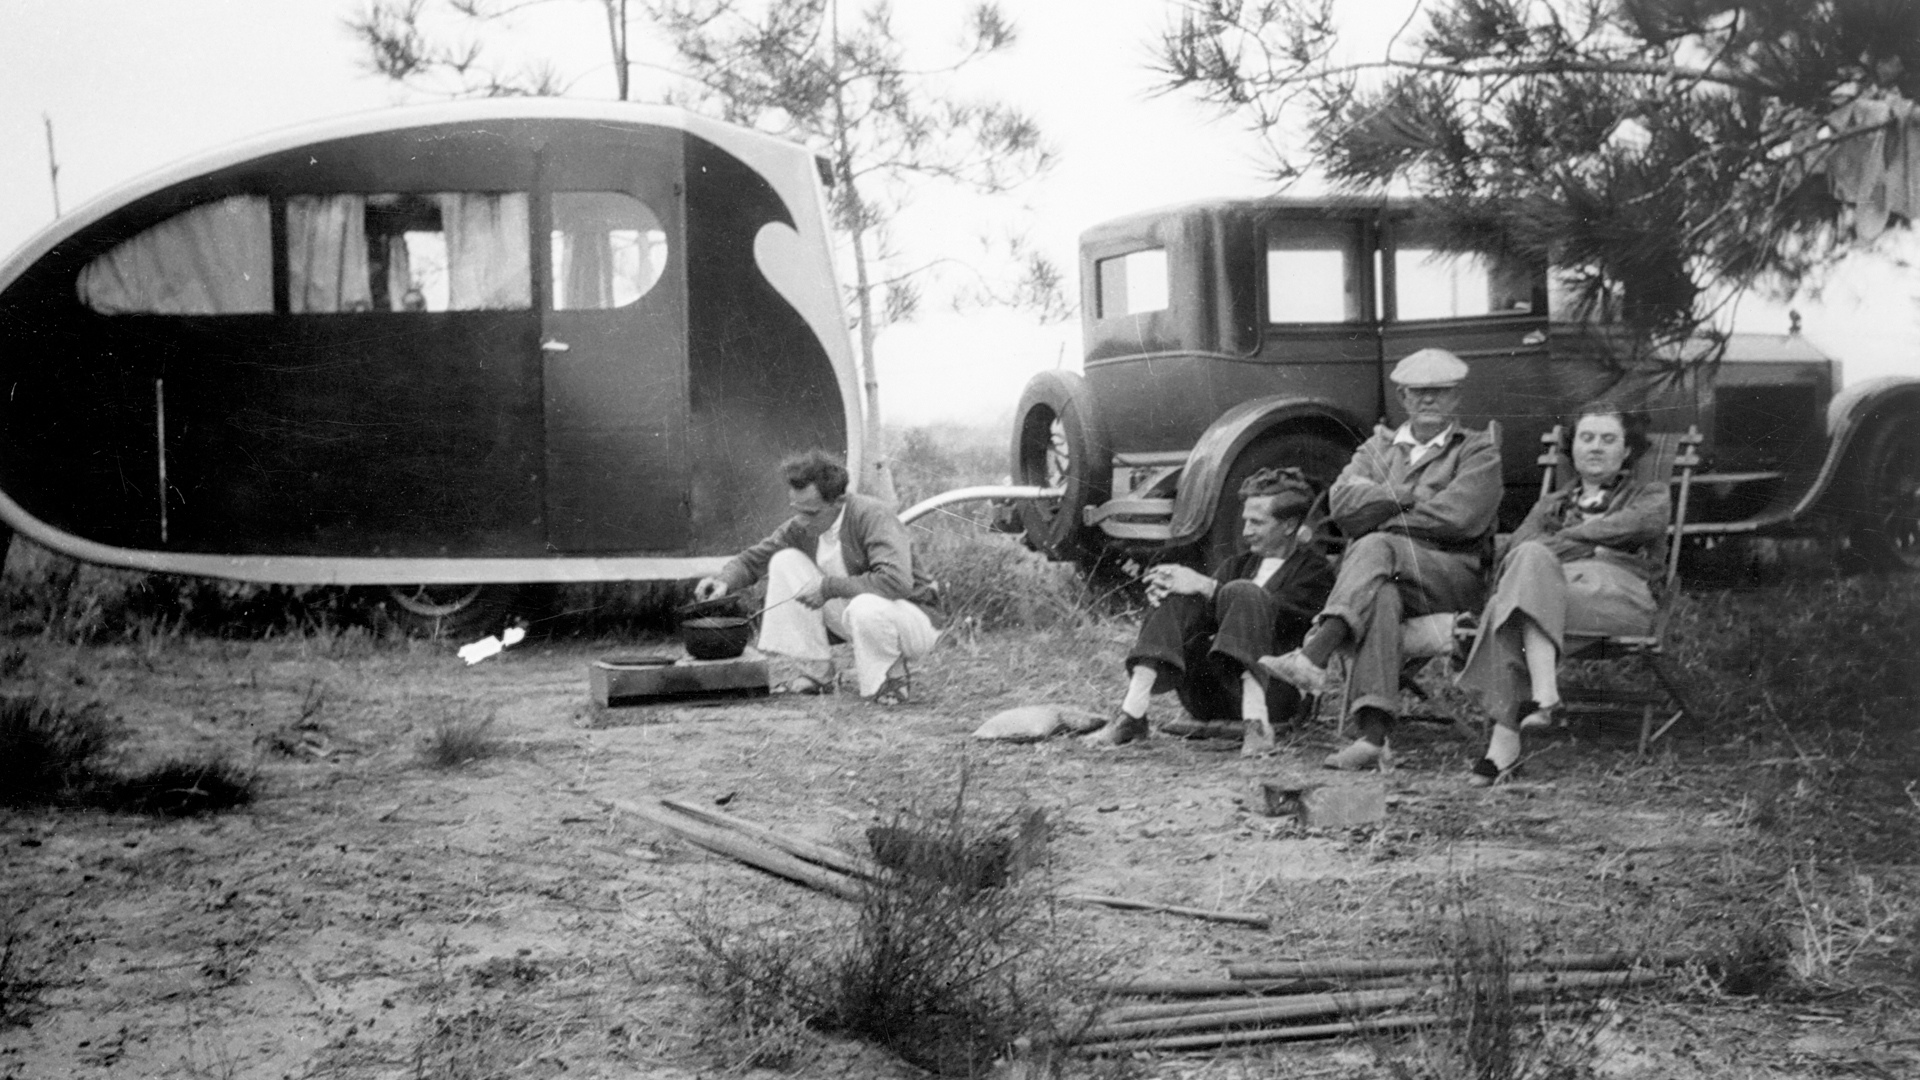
<box><xmin>3</xmin><ymin>0</ymin><xmax>1915</xmax><ymax>429</ymax></box>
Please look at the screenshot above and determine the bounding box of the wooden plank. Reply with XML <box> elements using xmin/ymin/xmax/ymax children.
<box><xmin>658</xmin><ymin>797</ymin><xmax>878</xmax><ymax>880</ymax></box>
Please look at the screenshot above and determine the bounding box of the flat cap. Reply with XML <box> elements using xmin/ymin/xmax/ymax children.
<box><xmin>1389</xmin><ymin>348</ymin><xmax>1469</xmax><ymax>388</ymax></box>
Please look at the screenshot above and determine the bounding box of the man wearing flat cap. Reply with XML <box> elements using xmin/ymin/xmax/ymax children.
<box><xmin>1089</xmin><ymin>467</ymin><xmax>1334</xmax><ymax>756</ymax></box>
<box><xmin>1261</xmin><ymin>348</ymin><xmax>1503</xmax><ymax>769</ymax></box>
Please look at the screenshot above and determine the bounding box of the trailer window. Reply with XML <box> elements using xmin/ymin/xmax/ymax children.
<box><xmin>549</xmin><ymin>192</ymin><xmax>668</xmax><ymax>310</ymax></box>
<box><xmin>1265</xmin><ymin>226</ymin><xmax>1362</xmax><ymax>323</ymax></box>
<box><xmin>77</xmin><ymin>196</ymin><xmax>273</xmax><ymax>314</ymax></box>
<box><xmin>285</xmin><ymin>192</ymin><xmax>532</xmax><ymax>313</ymax></box>
<box><xmin>1394</xmin><ymin>245</ymin><xmax>1535</xmax><ymax>320</ymax></box>
<box><xmin>1095</xmin><ymin>248</ymin><xmax>1168</xmax><ymax>318</ymax></box>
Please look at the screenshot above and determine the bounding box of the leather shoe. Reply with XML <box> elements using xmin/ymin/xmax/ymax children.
<box><xmin>1323</xmin><ymin>737</ymin><xmax>1389</xmax><ymax>771</ymax></box>
<box><xmin>1260</xmin><ymin>650</ymin><xmax>1329</xmax><ymax>695</ymax></box>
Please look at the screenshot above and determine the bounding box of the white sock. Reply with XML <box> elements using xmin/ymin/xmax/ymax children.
<box><xmin>1486</xmin><ymin>724</ymin><xmax>1521</xmax><ymax>770</ymax></box>
<box><xmin>1240</xmin><ymin>672</ymin><xmax>1268</xmax><ymax>723</ymax></box>
<box><xmin>1122</xmin><ymin>663</ymin><xmax>1157</xmax><ymax>719</ymax></box>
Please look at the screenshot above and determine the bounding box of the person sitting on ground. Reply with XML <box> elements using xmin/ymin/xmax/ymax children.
<box><xmin>1457</xmin><ymin>401</ymin><xmax>1669</xmax><ymax>785</ymax></box>
<box><xmin>693</xmin><ymin>449</ymin><xmax>941</xmax><ymax>704</ymax></box>
<box><xmin>1260</xmin><ymin>348</ymin><xmax>1503</xmax><ymax>770</ymax></box>
<box><xmin>1089</xmin><ymin>467</ymin><xmax>1334</xmax><ymax>756</ymax></box>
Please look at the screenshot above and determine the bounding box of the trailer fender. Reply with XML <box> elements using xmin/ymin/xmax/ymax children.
<box><xmin>1165</xmin><ymin>397</ymin><xmax>1365</xmax><ymax>546</ymax></box>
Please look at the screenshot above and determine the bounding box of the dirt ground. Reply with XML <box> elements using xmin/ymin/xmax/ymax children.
<box><xmin>1</xmin><ymin>616</ymin><xmax>1916</xmax><ymax>1079</ymax></box>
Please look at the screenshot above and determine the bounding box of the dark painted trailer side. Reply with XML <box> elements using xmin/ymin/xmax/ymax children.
<box><xmin>0</xmin><ymin>105</ymin><xmax>853</xmax><ymax>584</ymax></box>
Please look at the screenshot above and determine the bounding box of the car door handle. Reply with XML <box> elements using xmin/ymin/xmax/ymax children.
<box><xmin>541</xmin><ymin>338</ymin><xmax>571</xmax><ymax>353</ymax></box>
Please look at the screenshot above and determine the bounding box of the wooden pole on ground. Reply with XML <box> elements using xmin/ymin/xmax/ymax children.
<box><xmin>1224</xmin><ymin>951</ymin><xmax>1690</xmax><ymax>981</ymax></box>
<box><xmin>1072</xmin><ymin>970</ymin><xmax>1656</xmax><ymax>1045</ymax></box>
<box><xmin>1062</xmin><ymin>893</ymin><xmax>1270</xmax><ymax>928</ymax></box>
<box><xmin>658</xmin><ymin>797</ymin><xmax>878</xmax><ymax>879</ymax></box>
<box><xmin>603</xmin><ymin>796</ymin><xmax>862</xmax><ymax>901</ymax></box>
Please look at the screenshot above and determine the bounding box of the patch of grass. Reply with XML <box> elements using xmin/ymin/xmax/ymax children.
<box><xmin>0</xmin><ymin>694</ymin><xmax>118</xmax><ymax>809</ymax></box>
<box><xmin>1373</xmin><ymin>904</ymin><xmax>1610</xmax><ymax>1080</ymax></box>
<box><xmin>918</xmin><ymin>531</ymin><xmax>1096</xmax><ymax>633</ymax></box>
<box><xmin>0</xmin><ymin>915</ymin><xmax>47</xmax><ymax>1031</ymax></box>
<box><xmin>0</xmin><ymin>692</ymin><xmax>256</xmax><ymax>815</ymax></box>
<box><xmin>103</xmin><ymin>758</ymin><xmax>257</xmax><ymax>817</ymax></box>
<box><xmin>420</xmin><ymin>714</ymin><xmax>503</xmax><ymax>769</ymax></box>
<box><xmin>680</xmin><ymin>785</ymin><xmax>1103</xmax><ymax>1078</ymax></box>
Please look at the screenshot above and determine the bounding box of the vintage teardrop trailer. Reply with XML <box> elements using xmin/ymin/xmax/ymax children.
<box><xmin>0</xmin><ymin>100</ymin><xmax>864</xmax><ymax>621</ymax></box>
<box><xmin>1008</xmin><ymin>197</ymin><xmax>1920</xmax><ymax>572</ymax></box>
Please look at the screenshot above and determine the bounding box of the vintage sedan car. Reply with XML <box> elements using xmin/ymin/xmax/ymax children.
<box><xmin>0</xmin><ymin>100</ymin><xmax>859</xmax><ymax>627</ymax></box>
<box><xmin>1009</xmin><ymin>197</ymin><xmax>1920</xmax><ymax>571</ymax></box>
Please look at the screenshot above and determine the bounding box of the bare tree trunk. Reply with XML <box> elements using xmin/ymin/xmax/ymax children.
<box><xmin>602</xmin><ymin>0</ymin><xmax>629</xmax><ymax>100</ymax></box>
<box><xmin>829</xmin><ymin>51</ymin><xmax>895</xmax><ymax>504</ymax></box>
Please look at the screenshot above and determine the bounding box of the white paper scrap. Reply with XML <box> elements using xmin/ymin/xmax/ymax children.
<box><xmin>458</xmin><ymin>625</ymin><xmax>527</xmax><ymax>666</ymax></box>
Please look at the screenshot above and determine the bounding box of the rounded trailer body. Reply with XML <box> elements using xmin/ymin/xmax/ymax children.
<box><xmin>1011</xmin><ymin>196</ymin><xmax>1920</xmax><ymax>570</ymax></box>
<box><xmin>0</xmin><ymin>100</ymin><xmax>860</xmax><ymax>587</ymax></box>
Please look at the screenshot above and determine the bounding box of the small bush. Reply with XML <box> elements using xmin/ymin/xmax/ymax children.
<box><xmin>1374</xmin><ymin>905</ymin><xmax>1608</xmax><ymax>1080</ymax></box>
<box><xmin>421</xmin><ymin>714</ymin><xmax>502</xmax><ymax>769</ymax></box>
<box><xmin>103</xmin><ymin>758</ymin><xmax>256</xmax><ymax>817</ymax></box>
<box><xmin>0</xmin><ymin>696</ymin><xmax>117</xmax><ymax>809</ymax></box>
<box><xmin>680</xmin><ymin>789</ymin><xmax>1099</xmax><ymax>1077</ymax></box>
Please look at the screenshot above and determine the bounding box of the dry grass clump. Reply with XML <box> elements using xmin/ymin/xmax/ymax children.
<box><xmin>420</xmin><ymin>714</ymin><xmax>503</xmax><ymax>769</ymax></box>
<box><xmin>679</xmin><ymin>791</ymin><xmax>1100</xmax><ymax>1077</ymax></box>
<box><xmin>917</xmin><ymin>530</ymin><xmax>1098</xmax><ymax>632</ymax></box>
<box><xmin>0</xmin><ymin>915</ymin><xmax>47</xmax><ymax>1031</ymax></box>
<box><xmin>104</xmin><ymin>758</ymin><xmax>257</xmax><ymax>816</ymax></box>
<box><xmin>1372</xmin><ymin>905</ymin><xmax>1610</xmax><ymax>1080</ymax></box>
<box><xmin>0</xmin><ymin>695</ymin><xmax>118</xmax><ymax>809</ymax></box>
<box><xmin>0</xmin><ymin>693</ymin><xmax>256</xmax><ymax>815</ymax></box>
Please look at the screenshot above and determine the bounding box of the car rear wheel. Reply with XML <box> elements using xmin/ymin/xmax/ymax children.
<box><xmin>1011</xmin><ymin>370</ymin><xmax>1110</xmax><ymax>562</ymax></box>
<box><xmin>1204</xmin><ymin>430</ymin><xmax>1351</xmax><ymax>571</ymax></box>
<box><xmin>381</xmin><ymin>583</ymin><xmax>522</xmax><ymax>638</ymax></box>
<box><xmin>1851</xmin><ymin>418</ymin><xmax>1920</xmax><ymax>572</ymax></box>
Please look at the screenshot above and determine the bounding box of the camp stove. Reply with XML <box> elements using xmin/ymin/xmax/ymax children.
<box><xmin>590</xmin><ymin>648</ymin><xmax>771</xmax><ymax>708</ymax></box>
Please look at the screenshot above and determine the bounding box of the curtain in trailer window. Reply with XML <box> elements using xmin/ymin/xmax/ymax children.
<box><xmin>287</xmin><ymin>195</ymin><xmax>374</xmax><ymax>313</ymax></box>
<box><xmin>438</xmin><ymin>193</ymin><xmax>530</xmax><ymax>310</ymax></box>
<box><xmin>76</xmin><ymin>195</ymin><xmax>272</xmax><ymax>314</ymax></box>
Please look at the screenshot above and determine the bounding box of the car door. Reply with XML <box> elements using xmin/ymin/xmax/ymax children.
<box><xmin>538</xmin><ymin>128</ymin><xmax>690</xmax><ymax>553</ymax></box>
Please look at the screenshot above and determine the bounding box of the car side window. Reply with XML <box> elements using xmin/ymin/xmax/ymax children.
<box><xmin>1265</xmin><ymin>224</ymin><xmax>1363</xmax><ymax>323</ymax></box>
<box><xmin>1095</xmin><ymin>248</ymin><xmax>1168</xmax><ymax>318</ymax></box>
<box><xmin>1393</xmin><ymin>234</ymin><xmax>1535</xmax><ymax>320</ymax></box>
<box><xmin>77</xmin><ymin>195</ymin><xmax>273</xmax><ymax>314</ymax></box>
<box><xmin>548</xmin><ymin>191</ymin><xmax>669</xmax><ymax>311</ymax></box>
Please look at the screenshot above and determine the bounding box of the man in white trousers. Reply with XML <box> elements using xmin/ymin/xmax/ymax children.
<box><xmin>693</xmin><ymin>450</ymin><xmax>941</xmax><ymax>704</ymax></box>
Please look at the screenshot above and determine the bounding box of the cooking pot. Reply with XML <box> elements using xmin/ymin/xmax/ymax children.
<box><xmin>680</xmin><ymin>615</ymin><xmax>755</xmax><ymax>660</ymax></box>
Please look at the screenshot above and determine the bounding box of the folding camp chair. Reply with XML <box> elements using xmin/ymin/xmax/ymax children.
<box><xmin>1537</xmin><ymin>424</ymin><xmax>1705</xmax><ymax>753</ymax></box>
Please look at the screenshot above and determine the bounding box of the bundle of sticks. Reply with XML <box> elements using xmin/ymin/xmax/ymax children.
<box><xmin>1073</xmin><ymin>952</ymin><xmax>1690</xmax><ymax>1054</ymax></box>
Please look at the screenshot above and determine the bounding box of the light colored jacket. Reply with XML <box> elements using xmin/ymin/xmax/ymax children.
<box><xmin>1328</xmin><ymin>424</ymin><xmax>1504</xmax><ymax>553</ymax></box>
<box><xmin>717</xmin><ymin>493</ymin><xmax>942</xmax><ymax>616</ymax></box>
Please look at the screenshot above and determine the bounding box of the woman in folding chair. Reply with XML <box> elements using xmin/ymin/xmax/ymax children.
<box><xmin>1458</xmin><ymin>402</ymin><xmax>1670</xmax><ymax>785</ymax></box>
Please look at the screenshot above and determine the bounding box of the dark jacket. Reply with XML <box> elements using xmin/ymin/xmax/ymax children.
<box><xmin>716</xmin><ymin>493</ymin><xmax>942</xmax><ymax>618</ymax></box>
<box><xmin>1211</xmin><ymin>545</ymin><xmax>1336</xmax><ymax>634</ymax></box>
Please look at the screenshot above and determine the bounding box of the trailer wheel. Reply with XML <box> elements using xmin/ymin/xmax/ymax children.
<box><xmin>381</xmin><ymin>583</ymin><xmax>521</xmax><ymax>638</ymax></box>
<box><xmin>1852</xmin><ymin>418</ymin><xmax>1920</xmax><ymax>572</ymax></box>
<box><xmin>1204</xmin><ymin>430</ymin><xmax>1350</xmax><ymax>570</ymax></box>
<box><xmin>1011</xmin><ymin>371</ymin><xmax>1110</xmax><ymax>561</ymax></box>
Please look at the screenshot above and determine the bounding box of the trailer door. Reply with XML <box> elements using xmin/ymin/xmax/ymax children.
<box><xmin>539</xmin><ymin>137</ymin><xmax>689</xmax><ymax>552</ymax></box>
